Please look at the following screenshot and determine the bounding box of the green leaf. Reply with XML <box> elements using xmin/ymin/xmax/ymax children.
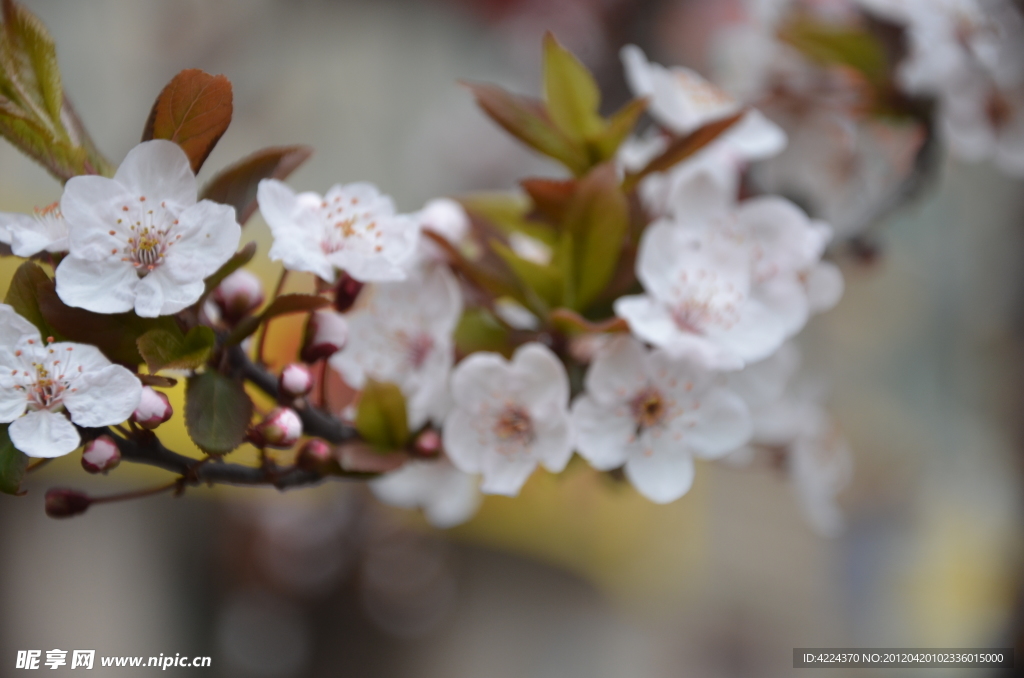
<box><xmin>548</xmin><ymin>307</ymin><xmax>629</xmax><ymax>335</ymax></box>
<box><xmin>592</xmin><ymin>97</ymin><xmax>648</xmax><ymax>161</ymax></box>
<box><xmin>542</xmin><ymin>32</ymin><xmax>603</xmax><ymax>142</ymax></box>
<box><xmin>453</xmin><ymin>308</ymin><xmax>512</xmax><ymax>357</ymax></box>
<box><xmin>0</xmin><ymin>423</ymin><xmax>28</xmax><ymax>496</ymax></box>
<box><xmin>464</xmin><ymin>82</ymin><xmax>590</xmax><ymax>175</ymax></box>
<box><xmin>563</xmin><ymin>163</ymin><xmax>630</xmax><ymax>310</ymax></box>
<box><xmin>225</xmin><ymin>293</ymin><xmax>330</xmax><ymax>346</ymax></box>
<box><xmin>0</xmin><ymin>1</ymin><xmax>112</xmax><ymax>180</ymax></box>
<box><xmin>201</xmin><ymin>241</ymin><xmax>257</xmax><ymax>299</ymax></box>
<box><xmin>554</xmin><ymin>229</ymin><xmax>576</xmax><ymax>310</ymax></box>
<box><xmin>459</xmin><ymin>191</ymin><xmax>557</xmax><ymax>245</ymax></box>
<box><xmin>201</xmin><ymin>145</ymin><xmax>313</xmax><ymax>225</ymax></box>
<box><xmin>137</xmin><ymin>325</ymin><xmax>215</xmax><ymax>373</ymax></box>
<box><xmin>355</xmin><ymin>379</ymin><xmax>409</xmax><ymax>451</ymax></box>
<box><xmin>142</xmin><ymin>68</ymin><xmax>233</xmax><ymax>173</ymax></box>
<box><xmin>1</xmin><ymin>0</ymin><xmax>62</xmax><ymax>127</ymax></box>
<box><xmin>4</xmin><ymin>261</ymin><xmax>56</xmax><ymax>337</ymax></box>
<box><xmin>779</xmin><ymin>18</ymin><xmax>888</xmax><ymax>85</ymax></box>
<box><xmin>184</xmin><ymin>371</ymin><xmax>253</xmax><ymax>455</ymax></box>
<box><xmin>491</xmin><ymin>238</ymin><xmax>561</xmax><ymax>310</ymax></box>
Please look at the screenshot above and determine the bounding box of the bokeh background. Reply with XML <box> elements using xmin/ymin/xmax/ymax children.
<box><xmin>0</xmin><ymin>1</ymin><xmax>1022</xmax><ymax>676</ymax></box>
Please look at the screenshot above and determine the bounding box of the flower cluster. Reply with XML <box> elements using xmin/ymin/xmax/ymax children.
<box><xmin>0</xmin><ymin>5</ymin><xmax>865</xmax><ymax>536</ymax></box>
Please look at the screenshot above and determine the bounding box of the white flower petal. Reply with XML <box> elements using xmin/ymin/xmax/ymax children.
<box><xmin>9</xmin><ymin>410</ymin><xmax>80</xmax><ymax>458</ymax></box>
<box><xmin>624</xmin><ymin>448</ymin><xmax>695</xmax><ymax>503</ymax></box>
<box><xmin>479</xmin><ymin>452</ymin><xmax>537</xmax><ymax>496</ymax></box>
<box><xmin>64</xmin><ymin>364</ymin><xmax>142</xmax><ymax>427</ymax></box>
<box><xmin>61</xmin><ymin>176</ymin><xmax>134</xmax><ymax>260</ymax></box>
<box><xmin>674</xmin><ymin>387</ymin><xmax>751</xmax><ymax>459</ymax></box>
<box><xmin>571</xmin><ymin>395</ymin><xmax>633</xmax><ymax>470</ymax></box>
<box><xmin>532</xmin><ymin>409</ymin><xmax>573</xmax><ymax>473</ymax></box>
<box><xmin>133</xmin><ymin>271</ymin><xmax>204</xmax><ymax>317</ymax></box>
<box><xmin>0</xmin><ymin>304</ymin><xmax>41</xmax><ymax>348</ymax></box>
<box><xmin>55</xmin><ymin>257</ymin><xmax>138</xmax><ymax>314</ymax></box>
<box><xmin>805</xmin><ymin>261</ymin><xmax>844</xmax><ymax>313</ymax></box>
<box><xmin>510</xmin><ymin>343</ymin><xmax>569</xmax><ymax>409</ymax></box>
<box><xmin>113</xmin><ymin>139</ymin><xmax>196</xmax><ymax>208</ymax></box>
<box><xmin>583</xmin><ymin>335</ymin><xmax>649</xmax><ymax>404</ymax></box>
<box><xmin>161</xmin><ymin>200</ymin><xmax>241</xmax><ymax>282</ymax></box>
<box><xmin>449</xmin><ymin>352</ymin><xmax>508</xmax><ymax>409</ymax></box>
<box><xmin>442</xmin><ymin>408</ymin><xmax>483</xmax><ymax>474</ymax></box>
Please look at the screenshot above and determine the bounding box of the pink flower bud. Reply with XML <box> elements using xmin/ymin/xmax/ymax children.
<box><xmin>45</xmin><ymin>488</ymin><xmax>92</xmax><ymax>518</ymax></box>
<box><xmin>132</xmin><ymin>387</ymin><xmax>173</xmax><ymax>429</ymax></box>
<box><xmin>279</xmin><ymin>363</ymin><xmax>314</xmax><ymax>398</ymax></box>
<box><xmin>253</xmin><ymin>407</ymin><xmax>303</xmax><ymax>449</ymax></box>
<box><xmin>301</xmin><ymin>310</ymin><xmax>348</xmax><ymax>362</ymax></box>
<box><xmin>413</xmin><ymin>428</ymin><xmax>443</xmax><ymax>458</ymax></box>
<box><xmin>333</xmin><ymin>272</ymin><xmax>365</xmax><ymax>313</ymax></box>
<box><xmin>296</xmin><ymin>439</ymin><xmax>332</xmax><ymax>471</ymax></box>
<box><xmin>81</xmin><ymin>435</ymin><xmax>121</xmax><ymax>474</ymax></box>
<box><xmin>213</xmin><ymin>269</ymin><xmax>265</xmax><ymax>323</ymax></box>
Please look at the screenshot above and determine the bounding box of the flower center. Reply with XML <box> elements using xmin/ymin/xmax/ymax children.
<box><xmin>405</xmin><ymin>333</ymin><xmax>435</xmax><ymax>370</ymax></box>
<box><xmin>630</xmin><ymin>387</ymin><xmax>666</xmax><ymax>431</ymax></box>
<box><xmin>116</xmin><ymin>197</ymin><xmax>181</xmax><ymax>275</ymax></box>
<box><xmin>34</xmin><ymin>201</ymin><xmax>63</xmax><ymax>227</ymax></box>
<box><xmin>10</xmin><ymin>340</ymin><xmax>82</xmax><ymax>412</ymax></box>
<box><xmin>316</xmin><ymin>193</ymin><xmax>386</xmax><ymax>255</ymax></box>
<box><xmin>669</xmin><ymin>269</ymin><xmax>743</xmax><ymax>334</ymax></box>
<box><xmin>494</xmin><ymin>404</ymin><xmax>533</xmax><ymax>443</ymax></box>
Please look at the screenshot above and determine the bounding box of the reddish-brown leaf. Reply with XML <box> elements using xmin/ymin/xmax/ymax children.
<box><xmin>142</xmin><ymin>68</ymin><xmax>233</xmax><ymax>173</ymax></box>
<box><xmin>624</xmin><ymin>111</ymin><xmax>744</xmax><ymax>191</ymax></box>
<box><xmin>520</xmin><ymin>177</ymin><xmax>577</xmax><ymax>224</ymax></box>
<box><xmin>200</xmin><ymin>145</ymin><xmax>313</xmax><ymax>225</ymax></box>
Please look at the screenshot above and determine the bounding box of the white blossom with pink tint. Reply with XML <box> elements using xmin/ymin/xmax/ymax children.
<box><xmin>0</xmin><ymin>201</ymin><xmax>68</xmax><ymax>257</ymax></box>
<box><xmin>257</xmin><ymin>179</ymin><xmax>419</xmax><ymax>284</ymax></box>
<box><xmin>443</xmin><ymin>343</ymin><xmax>572</xmax><ymax>496</ymax></box>
<box><xmin>330</xmin><ymin>265</ymin><xmax>462</xmax><ymax>429</ymax></box>
<box><xmin>255</xmin><ymin>407</ymin><xmax>303</xmax><ymax>449</ymax></box>
<box><xmin>212</xmin><ymin>268</ymin><xmax>265</xmax><ymax>322</ymax></box>
<box><xmin>619</xmin><ymin>44</ymin><xmax>786</xmax><ymax>213</ymax></box>
<box><xmin>615</xmin><ymin>171</ymin><xmax>837</xmax><ymax>369</ymax></box>
<box><xmin>0</xmin><ymin>304</ymin><xmax>141</xmax><ymax>458</ymax></box>
<box><xmin>54</xmin><ymin>140</ymin><xmax>241</xmax><ymax>317</ymax></box>
<box><xmin>371</xmin><ymin>457</ymin><xmax>482</xmax><ymax>528</ymax></box>
<box><xmin>571</xmin><ymin>336</ymin><xmax>751</xmax><ymax>503</ymax></box>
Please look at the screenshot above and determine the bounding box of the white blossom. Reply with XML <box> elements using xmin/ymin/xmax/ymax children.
<box><xmin>257</xmin><ymin>179</ymin><xmax>419</xmax><ymax>284</ymax></box>
<box><xmin>619</xmin><ymin>44</ymin><xmax>786</xmax><ymax>216</ymax></box>
<box><xmin>571</xmin><ymin>336</ymin><xmax>751</xmax><ymax>503</ymax></box>
<box><xmin>615</xmin><ymin>171</ymin><xmax>835</xmax><ymax>369</ymax></box>
<box><xmin>330</xmin><ymin>265</ymin><xmax>462</xmax><ymax>430</ymax></box>
<box><xmin>54</xmin><ymin>140</ymin><xmax>241</xmax><ymax>317</ymax></box>
<box><xmin>371</xmin><ymin>457</ymin><xmax>482</xmax><ymax>528</ymax></box>
<box><xmin>0</xmin><ymin>201</ymin><xmax>68</xmax><ymax>257</ymax></box>
<box><xmin>0</xmin><ymin>304</ymin><xmax>141</xmax><ymax>458</ymax></box>
<box><xmin>728</xmin><ymin>344</ymin><xmax>852</xmax><ymax>535</ymax></box>
<box><xmin>443</xmin><ymin>342</ymin><xmax>572</xmax><ymax>496</ymax></box>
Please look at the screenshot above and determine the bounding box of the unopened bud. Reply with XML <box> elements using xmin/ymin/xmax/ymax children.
<box><xmin>279</xmin><ymin>363</ymin><xmax>313</xmax><ymax>398</ymax></box>
<box><xmin>132</xmin><ymin>387</ymin><xmax>173</xmax><ymax>429</ymax></box>
<box><xmin>296</xmin><ymin>438</ymin><xmax>332</xmax><ymax>471</ymax></box>
<box><xmin>333</xmin><ymin>272</ymin><xmax>365</xmax><ymax>313</ymax></box>
<box><xmin>213</xmin><ymin>269</ymin><xmax>265</xmax><ymax>323</ymax></box>
<box><xmin>413</xmin><ymin>428</ymin><xmax>443</xmax><ymax>458</ymax></box>
<box><xmin>252</xmin><ymin>407</ymin><xmax>303</xmax><ymax>449</ymax></box>
<box><xmin>301</xmin><ymin>310</ymin><xmax>348</xmax><ymax>362</ymax></box>
<box><xmin>81</xmin><ymin>435</ymin><xmax>121</xmax><ymax>474</ymax></box>
<box><xmin>45</xmin><ymin>488</ymin><xmax>92</xmax><ymax>518</ymax></box>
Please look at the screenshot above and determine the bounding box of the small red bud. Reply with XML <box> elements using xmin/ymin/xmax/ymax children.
<box><xmin>301</xmin><ymin>310</ymin><xmax>348</xmax><ymax>362</ymax></box>
<box><xmin>132</xmin><ymin>387</ymin><xmax>173</xmax><ymax>429</ymax></box>
<box><xmin>333</xmin><ymin>272</ymin><xmax>365</xmax><ymax>312</ymax></box>
<box><xmin>45</xmin><ymin>488</ymin><xmax>92</xmax><ymax>518</ymax></box>
<box><xmin>253</xmin><ymin>407</ymin><xmax>303</xmax><ymax>449</ymax></box>
<box><xmin>296</xmin><ymin>439</ymin><xmax>332</xmax><ymax>471</ymax></box>
<box><xmin>81</xmin><ymin>435</ymin><xmax>121</xmax><ymax>474</ymax></box>
<box><xmin>279</xmin><ymin>363</ymin><xmax>314</xmax><ymax>398</ymax></box>
<box><xmin>213</xmin><ymin>269</ymin><xmax>265</xmax><ymax>323</ymax></box>
<box><xmin>413</xmin><ymin>428</ymin><xmax>443</xmax><ymax>458</ymax></box>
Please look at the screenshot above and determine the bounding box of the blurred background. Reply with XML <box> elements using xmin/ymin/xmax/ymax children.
<box><xmin>0</xmin><ymin>0</ymin><xmax>1022</xmax><ymax>676</ymax></box>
